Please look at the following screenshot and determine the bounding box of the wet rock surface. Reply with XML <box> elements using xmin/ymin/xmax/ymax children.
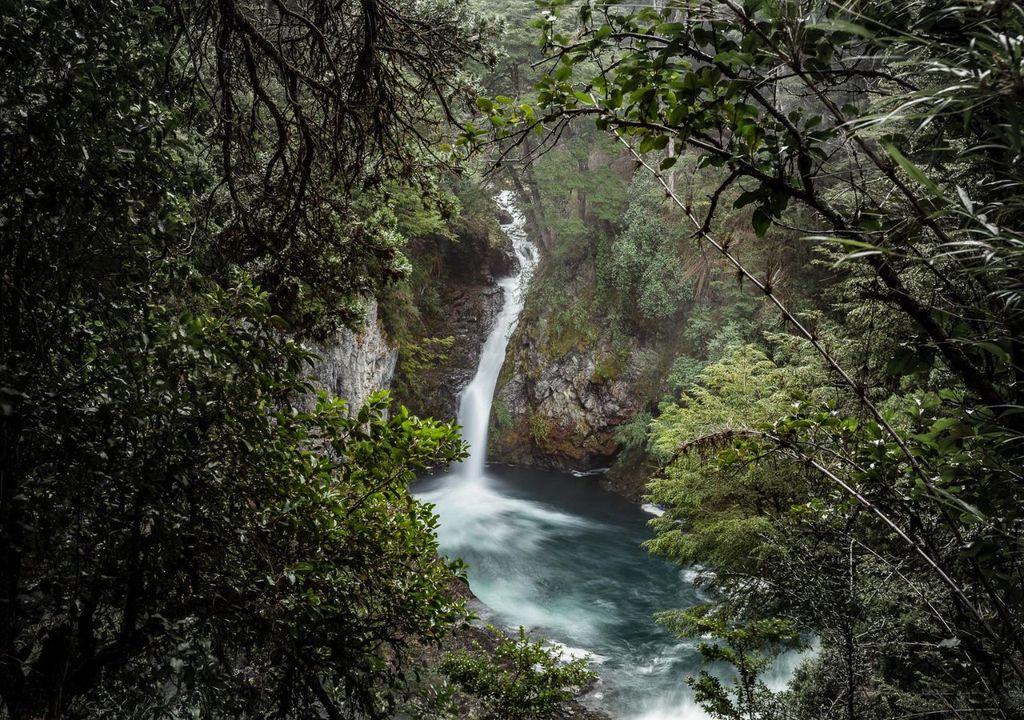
<box><xmin>491</xmin><ymin>338</ymin><xmax>644</xmax><ymax>472</ymax></box>
<box><xmin>390</xmin><ymin>209</ymin><xmax>518</xmax><ymax>422</ymax></box>
<box><xmin>411</xmin><ymin>282</ymin><xmax>507</xmax><ymax>420</ymax></box>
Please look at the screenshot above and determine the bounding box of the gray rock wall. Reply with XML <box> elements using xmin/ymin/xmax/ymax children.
<box><xmin>309</xmin><ymin>298</ymin><xmax>398</xmax><ymax>412</ymax></box>
<box><xmin>407</xmin><ymin>282</ymin><xmax>505</xmax><ymax>421</ymax></box>
<box><xmin>491</xmin><ymin>333</ymin><xmax>644</xmax><ymax>470</ymax></box>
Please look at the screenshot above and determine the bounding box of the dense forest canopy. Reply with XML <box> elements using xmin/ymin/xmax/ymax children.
<box><xmin>2</xmin><ymin>0</ymin><xmax>1024</xmax><ymax>719</ymax></box>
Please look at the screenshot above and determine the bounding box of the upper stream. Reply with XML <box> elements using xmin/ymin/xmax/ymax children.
<box><xmin>414</xmin><ymin>192</ymin><xmax>798</xmax><ymax>719</ymax></box>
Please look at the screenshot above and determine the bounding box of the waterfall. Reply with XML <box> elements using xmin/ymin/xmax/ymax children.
<box><xmin>455</xmin><ymin>190</ymin><xmax>537</xmax><ymax>478</ymax></box>
<box><xmin>416</xmin><ymin>191</ymin><xmax>810</xmax><ymax>719</ymax></box>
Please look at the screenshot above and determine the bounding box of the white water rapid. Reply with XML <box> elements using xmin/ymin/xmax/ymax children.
<box><xmin>414</xmin><ymin>192</ymin><xmax>807</xmax><ymax>719</ymax></box>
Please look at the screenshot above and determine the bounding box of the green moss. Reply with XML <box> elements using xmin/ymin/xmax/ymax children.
<box><xmin>537</xmin><ymin>296</ymin><xmax>597</xmax><ymax>359</ymax></box>
<box><xmin>491</xmin><ymin>398</ymin><xmax>513</xmax><ymax>432</ymax></box>
<box><xmin>527</xmin><ymin>412</ymin><xmax>552</xmax><ymax>446</ymax></box>
<box><xmin>591</xmin><ymin>351</ymin><xmax>623</xmax><ymax>384</ymax></box>
<box><xmin>524</xmin><ymin>412</ymin><xmax>595</xmax><ymax>460</ymax></box>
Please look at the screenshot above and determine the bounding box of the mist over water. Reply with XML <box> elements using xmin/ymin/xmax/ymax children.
<box><xmin>414</xmin><ymin>193</ymin><xmax>804</xmax><ymax>719</ymax></box>
<box><xmin>417</xmin><ymin>466</ymin><xmax>709</xmax><ymax>718</ymax></box>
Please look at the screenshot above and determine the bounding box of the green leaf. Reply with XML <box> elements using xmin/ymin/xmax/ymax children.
<box><xmin>752</xmin><ymin>207</ymin><xmax>772</xmax><ymax>236</ymax></box>
<box><xmin>806</xmin><ymin>19</ymin><xmax>873</xmax><ymax>38</ymax></box>
<box><xmin>734</xmin><ymin>189</ymin><xmax>764</xmax><ymax>209</ymax></box>
<box><xmin>884</xmin><ymin>143</ymin><xmax>942</xmax><ymax>197</ymax></box>
<box><xmin>572</xmin><ymin>90</ymin><xmax>594</xmax><ymax>105</ymax></box>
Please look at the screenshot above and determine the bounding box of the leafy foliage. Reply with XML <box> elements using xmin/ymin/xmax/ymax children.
<box><xmin>601</xmin><ymin>173</ymin><xmax>694</xmax><ymax>323</ymax></box>
<box><xmin>658</xmin><ymin>605</ymin><xmax>800</xmax><ymax>720</ymax></box>
<box><xmin>441</xmin><ymin>626</ymin><xmax>596</xmax><ymax>720</ymax></box>
<box><xmin>647</xmin><ymin>345</ymin><xmax>822</xmax><ymax>572</ymax></box>
<box><xmin>476</xmin><ymin>0</ymin><xmax>1024</xmax><ymax>716</ymax></box>
<box><xmin>4</xmin><ymin>267</ymin><xmax>470</xmax><ymax>718</ymax></box>
<box><xmin>0</xmin><ymin>1</ymin><xmax>509</xmax><ymax>718</ymax></box>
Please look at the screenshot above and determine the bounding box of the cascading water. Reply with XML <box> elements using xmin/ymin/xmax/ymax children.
<box><xmin>453</xmin><ymin>190</ymin><xmax>537</xmax><ymax>479</ymax></box>
<box><xmin>415</xmin><ymin>192</ymin><xmax>807</xmax><ymax>719</ymax></box>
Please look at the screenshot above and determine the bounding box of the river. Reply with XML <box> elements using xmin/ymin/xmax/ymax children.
<box><xmin>416</xmin><ymin>463</ymin><xmax>711</xmax><ymax>718</ymax></box>
<box><xmin>413</xmin><ymin>191</ymin><xmax>799</xmax><ymax>719</ymax></box>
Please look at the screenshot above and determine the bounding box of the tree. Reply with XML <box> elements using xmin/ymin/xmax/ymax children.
<box><xmin>646</xmin><ymin>344</ymin><xmax>822</xmax><ymax>575</ymax></box>
<box><xmin>0</xmin><ymin>1</ymin><xmax>491</xmax><ymax>717</ymax></box>
<box><xmin>179</xmin><ymin>0</ymin><xmax>495</xmax><ymax>333</ymax></box>
<box><xmin>658</xmin><ymin>605</ymin><xmax>799</xmax><ymax>720</ymax></box>
<box><xmin>474</xmin><ymin>0</ymin><xmax>1024</xmax><ymax>714</ymax></box>
<box><xmin>601</xmin><ymin>172</ymin><xmax>693</xmax><ymax>323</ymax></box>
<box><xmin>441</xmin><ymin>626</ymin><xmax>596</xmax><ymax>720</ymax></box>
<box><xmin>0</xmin><ymin>270</ymin><xmax>468</xmax><ymax>719</ymax></box>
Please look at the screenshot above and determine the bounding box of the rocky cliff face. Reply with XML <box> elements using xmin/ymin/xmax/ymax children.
<box><xmin>309</xmin><ymin>298</ymin><xmax>397</xmax><ymax>411</ymax></box>
<box><xmin>388</xmin><ymin>212</ymin><xmax>515</xmax><ymax>422</ymax></box>
<box><xmin>411</xmin><ymin>283</ymin><xmax>506</xmax><ymax>419</ymax></box>
<box><xmin>490</xmin><ymin>328</ymin><xmax>646</xmax><ymax>471</ymax></box>
<box><xmin>484</xmin><ymin>173</ymin><xmax>678</xmax><ymax>496</ymax></box>
<box><xmin>300</xmin><ymin>193</ymin><xmax>516</xmax><ymax>422</ymax></box>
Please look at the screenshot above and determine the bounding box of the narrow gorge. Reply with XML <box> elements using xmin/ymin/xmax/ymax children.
<box><xmin>413</xmin><ymin>193</ymin><xmax>803</xmax><ymax>719</ymax></box>
<box><xmin>7</xmin><ymin>3</ymin><xmax>1021</xmax><ymax>719</ymax></box>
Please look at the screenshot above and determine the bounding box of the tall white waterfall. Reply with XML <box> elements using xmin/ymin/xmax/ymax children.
<box><xmin>455</xmin><ymin>191</ymin><xmax>537</xmax><ymax>478</ymax></box>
